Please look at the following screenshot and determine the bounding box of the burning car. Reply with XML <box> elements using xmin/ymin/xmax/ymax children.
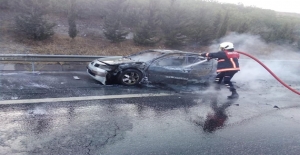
<box><xmin>87</xmin><ymin>49</ymin><xmax>215</xmax><ymax>86</ymax></box>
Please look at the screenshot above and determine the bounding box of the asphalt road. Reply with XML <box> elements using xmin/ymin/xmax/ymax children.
<box><xmin>0</xmin><ymin>71</ymin><xmax>300</xmax><ymax>155</ymax></box>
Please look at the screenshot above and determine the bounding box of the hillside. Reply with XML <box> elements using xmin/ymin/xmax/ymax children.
<box><xmin>1</xmin><ymin>1</ymin><xmax>300</xmax><ymax>57</ymax></box>
<box><xmin>0</xmin><ymin>9</ymin><xmax>176</xmax><ymax>56</ymax></box>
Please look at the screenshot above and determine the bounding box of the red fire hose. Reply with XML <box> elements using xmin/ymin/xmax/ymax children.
<box><xmin>236</xmin><ymin>51</ymin><xmax>300</xmax><ymax>95</ymax></box>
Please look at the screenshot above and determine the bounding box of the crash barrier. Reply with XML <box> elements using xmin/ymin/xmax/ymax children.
<box><xmin>0</xmin><ymin>54</ymin><xmax>121</xmax><ymax>72</ymax></box>
<box><xmin>237</xmin><ymin>51</ymin><xmax>300</xmax><ymax>96</ymax></box>
<box><xmin>0</xmin><ymin>54</ymin><xmax>121</xmax><ymax>62</ymax></box>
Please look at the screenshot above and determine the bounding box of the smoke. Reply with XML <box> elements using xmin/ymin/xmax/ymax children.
<box><xmin>129</xmin><ymin>51</ymin><xmax>164</xmax><ymax>62</ymax></box>
<box><xmin>208</xmin><ymin>32</ymin><xmax>300</xmax><ymax>92</ymax></box>
<box><xmin>209</xmin><ymin>32</ymin><xmax>300</xmax><ymax>59</ymax></box>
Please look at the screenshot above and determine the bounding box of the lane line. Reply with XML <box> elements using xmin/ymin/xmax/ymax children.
<box><xmin>0</xmin><ymin>93</ymin><xmax>173</xmax><ymax>105</ymax></box>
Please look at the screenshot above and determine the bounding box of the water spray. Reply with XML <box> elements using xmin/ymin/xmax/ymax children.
<box><xmin>184</xmin><ymin>59</ymin><xmax>208</xmax><ymax>68</ymax></box>
<box><xmin>236</xmin><ymin>51</ymin><xmax>300</xmax><ymax>95</ymax></box>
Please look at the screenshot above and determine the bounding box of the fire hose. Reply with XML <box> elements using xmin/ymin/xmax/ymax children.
<box><xmin>236</xmin><ymin>51</ymin><xmax>300</xmax><ymax>96</ymax></box>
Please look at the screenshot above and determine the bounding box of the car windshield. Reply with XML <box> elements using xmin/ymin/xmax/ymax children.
<box><xmin>126</xmin><ymin>50</ymin><xmax>165</xmax><ymax>62</ymax></box>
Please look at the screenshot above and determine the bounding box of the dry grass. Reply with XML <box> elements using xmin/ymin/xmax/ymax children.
<box><xmin>0</xmin><ymin>10</ymin><xmax>199</xmax><ymax>56</ymax></box>
<box><xmin>8</xmin><ymin>33</ymin><xmax>167</xmax><ymax>56</ymax></box>
<box><xmin>0</xmin><ymin>21</ymin><xmax>30</xmax><ymax>54</ymax></box>
<box><xmin>0</xmin><ymin>9</ymin><xmax>197</xmax><ymax>56</ymax></box>
<box><xmin>0</xmin><ymin>11</ymin><xmax>162</xmax><ymax>56</ymax></box>
<box><xmin>0</xmin><ymin>21</ymin><xmax>11</xmax><ymax>34</ymax></box>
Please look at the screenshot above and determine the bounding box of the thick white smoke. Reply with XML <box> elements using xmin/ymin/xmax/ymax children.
<box><xmin>208</xmin><ymin>32</ymin><xmax>300</xmax><ymax>92</ymax></box>
<box><xmin>209</xmin><ymin>32</ymin><xmax>300</xmax><ymax>59</ymax></box>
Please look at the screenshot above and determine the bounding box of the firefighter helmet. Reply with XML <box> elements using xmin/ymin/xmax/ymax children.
<box><xmin>219</xmin><ymin>42</ymin><xmax>234</xmax><ymax>51</ymax></box>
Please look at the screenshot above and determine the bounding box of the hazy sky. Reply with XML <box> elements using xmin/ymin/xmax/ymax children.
<box><xmin>217</xmin><ymin>0</ymin><xmax>299</xmax><ymax>14</ymax></box>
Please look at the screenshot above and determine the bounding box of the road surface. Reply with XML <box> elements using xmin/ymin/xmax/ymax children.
<box><xmin>0</xmin><ymin>71</ymin><xmax>299</xmax><ymax>155</ymax></box>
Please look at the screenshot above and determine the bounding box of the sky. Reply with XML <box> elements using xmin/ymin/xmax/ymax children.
<box><xmin>216</xmin><ymin>0</ymin><xmax>300</xmax><ymax>14</ymax></box>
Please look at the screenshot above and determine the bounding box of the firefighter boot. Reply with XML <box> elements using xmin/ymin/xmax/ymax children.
<box><xmin>227</xmin><ymin>89</ymin><xmax>239</xmax><ymax>99</ymax></box>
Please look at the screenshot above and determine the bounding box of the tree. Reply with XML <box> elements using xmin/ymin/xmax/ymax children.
<box><xmin>133</xmin><ymin>0</ymin><xmax>161</xmax><ymax>46</ymax></box>
<box><xmin>237</xmin><ymin>22</ymin><xmax>249</xmax><ymax>33</ymax></box>
<box><xmin>103</xmin><ymin>20</ymin><xmax>129</xmax><ymax>43</ymax></box>
<box><xmin>185</xmin><ymin>10</ymin><xmax>217</xmax><ymax>46</ymax></box>
<box><xmin>217</xmin><ymin>11</ymin><xmax>229</xmax><ymax>39</ymax></box>
<box><xmin>160</xmin><ymin>1</ymin><xmax>190</xmax><ymax>48</ymax></box>
<box><xmin>212</xmin><ymin>12</ymin><xmax>222</xmax><ymax>38</ymax></box>
<box><xmin>68</xmin><ymin>0</ymin><xmax>77</xmax><ymax>39</ymax></box>
<box><xmin>103</xmin><ymin>0</ymin><xmax>129</xmax><ymax>43</ymax></box>
<box><xmin>0</xmin><ymin>0</ymin><xmax>9</xmax><ymax>9</ymax></box>
<box><xmin>15</xmin><ymin>0</ymin><xmax>56</xmax><ymax>40</ymax></box>
<box><xmin>134</xmin><ymin>22</ymin><xmax>161</xmax><ymax>46</ymax></box>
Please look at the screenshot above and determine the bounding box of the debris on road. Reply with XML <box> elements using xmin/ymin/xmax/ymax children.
<box><xmin>73</xmin><ymin>76</ymin><xmax>80</xmax><ymax>80</ymax></box>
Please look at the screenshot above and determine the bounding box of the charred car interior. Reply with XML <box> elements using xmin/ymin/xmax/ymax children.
<box><xmin>87</xmin><ymin>49</ymin><xmax>215</xmax><ymax>86</ymax></box>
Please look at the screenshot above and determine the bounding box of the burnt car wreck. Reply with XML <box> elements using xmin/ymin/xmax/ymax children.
<box><xmin>87</xmin><ymin>49</ymin><xmax>215</xmax><ymax>86</ymax></box>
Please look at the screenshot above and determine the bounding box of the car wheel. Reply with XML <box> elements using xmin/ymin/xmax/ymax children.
<box><xmin>118</xmin><ymin>69</ymin><xmax>143</xmax><ymax>86</ymax></box>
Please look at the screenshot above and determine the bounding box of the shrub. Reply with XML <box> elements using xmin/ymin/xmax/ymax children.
<box><xmin>68</xmin><ymin>0</ymin><xmax>77</xmax><ymax>39</ymax></box>
<box><xmin>14</xmin><ymin>0</ymin><xmax>56</xmax><ymax>40</ymax></box>
<box><xmin>103</xmin><ymin>0</ymin><xmax>129</xmax><ymax>42</ymax></box>
<box><xmin>133</xmin><ymin>0</ymin><xmax>161</xmax><ymax>46</ymax></box>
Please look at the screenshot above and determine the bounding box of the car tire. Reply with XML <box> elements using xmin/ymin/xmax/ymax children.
<box><xmin>118</xmin><ymin>69</ymin><xmax>143</xmax><ymax>86</ymax></box>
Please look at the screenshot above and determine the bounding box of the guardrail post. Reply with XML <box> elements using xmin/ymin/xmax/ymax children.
<box><xmin>31</xmin><ymin>62</ymin><xmax>35</xmax><ymax>72</ymax></box>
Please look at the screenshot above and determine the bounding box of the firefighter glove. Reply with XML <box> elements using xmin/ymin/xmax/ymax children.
<box><xmin>200</xmin><ymin>53</ymin><xmax>207</xmax><ymax>57</ymax></box>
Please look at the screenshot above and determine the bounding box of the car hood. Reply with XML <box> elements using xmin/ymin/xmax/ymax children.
<box><xmin>97</xmin><ymin>56</ymin><xmax>138</xmax><ymax>65</ymax></box>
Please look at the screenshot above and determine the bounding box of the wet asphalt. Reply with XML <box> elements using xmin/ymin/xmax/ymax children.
<box><xmin>0</xmin><ymin>71</ymin><xmax>300</xmax><ymax>155</ymax></box>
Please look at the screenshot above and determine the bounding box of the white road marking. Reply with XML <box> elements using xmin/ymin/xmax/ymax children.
<box><xmin>0</xmin><ymin>93</ymin><xmax>173</xmax><ymax>105</ymax></box>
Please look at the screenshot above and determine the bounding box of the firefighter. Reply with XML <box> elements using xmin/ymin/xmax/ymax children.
<box><xmin>200</xmin><ymin>42</ymin><xmax>240</xmax><ymax>99</ymax></box>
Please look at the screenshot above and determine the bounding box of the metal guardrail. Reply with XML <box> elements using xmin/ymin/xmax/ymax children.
<box><xmin>0</xmin><ymin>54</ymin><xmax>298</xmax><ymax>72</ymax></box>
<box><xmin>1</xmin><ymin>54</ymin><xmax>298</xmax><ymax>62</ymax></box>
<box><xmin>0</xmin><ymin>54</ymin><xmax>122</xmax><ymax>72</ymax></box>
<box><xmin>0</xmin><ymin>54</ymin><xmax>122</xmax><ymax>62</ymax></box>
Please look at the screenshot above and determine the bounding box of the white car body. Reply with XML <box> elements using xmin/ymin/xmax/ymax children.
<box><xmin>87</xmin><ymin>56</ymin><xmax>123</xmax><ymax>85</ymax></box>
<box><xmin>87</xmin><ymin>61</ymin><xmax>108</xmax><ymax>84</ymax></box>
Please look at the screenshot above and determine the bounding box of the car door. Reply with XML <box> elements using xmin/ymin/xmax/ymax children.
<box><xmin>146</xmin><ymin>53</ymin><xmax>189</xmax><ymax>84</ymax></box>
<box><xmin>185</xmin><ymin>54</ymin><xmax>214</xmax><ymax>83</ymax></box>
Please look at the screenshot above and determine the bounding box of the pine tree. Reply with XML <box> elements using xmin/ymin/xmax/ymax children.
<box><xmin>133</xmin><ymin>23</ymin><xmax>161</xmax><ymax>46</ymax></box>
<box><xmin>217</xmin><ymin>11</ymin><xmax>229</xmax><ymax>39</ymax></box>
<box><xmin>68</xmin><ymin>0</ymin><xmax>77</xmax><ymax>39</ymax></box>
<box><xmin>237</xmin><ymin>22</ymin><xmax>249</xmax><ymax>33</ymax></box>
<box><xmin>15</xmin><ymin>0</ymin><xmax>56</xmax><ymax>40</ymax></box>
<box><xmin>212</xmin><ymin>13</ymin><xmax>222</xmax><ymax>39</ymax></box>
<box><xmin>161</xmin><ymin>2</ymin><xmax>189</xmax><ymax>48</ymax></box>
<box><xmin>103</xmin><ymin>0</ymin><xmax>129</xmax><ymax>43</ymax></box>
<box><xmin>0</xmin><ymin>0</ymin><xmax>9</xmax><ymax>9</ymax></box>
<box><xmin>133</xmin><ymin>0</ymin><xmax>161</xmax><ymax>46</ymax></box>
<box><xmin>186</xmin><ymin>12</ymin><xmax>216</xmax><ymax>46</ymax></box>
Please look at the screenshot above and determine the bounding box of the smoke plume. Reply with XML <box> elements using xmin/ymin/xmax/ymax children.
<box><xmin>208</xmin><ymin>32</ymin><xmax>300</xmax><ymax>92</ymax></box>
